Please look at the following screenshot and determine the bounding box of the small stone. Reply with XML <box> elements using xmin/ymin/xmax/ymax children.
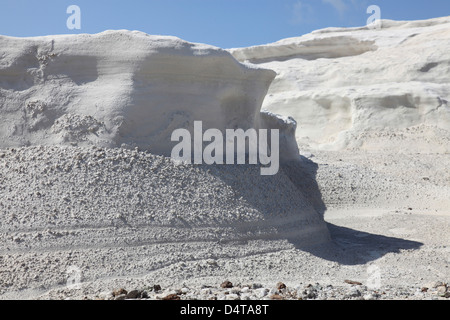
<box><xmin>126</xmin><ymin>290</ymin><xmax>141</xmax><ymax>299</ymax></box>
<box><xmin>269</xmin><ymin>288</ymin><xmax>278</xmax><ymax>295</ymax></box>
<box><xmin>346</xmin><ymin>288</ymin><xmax>362</xmax><ymax>298</ymax></box>
<box><xmin>112</xmin><ymin>288</ymin><xmax>127</xmax><ymax>297</ymax></box>
<box><xmin>230</xmin><ymin>288</ymin><xmax>240</xmax><ymax>294</ymax></box>
<box><xmin>97</xmin><ymin>291</ymin><xmax>113</xmax><ymax>300</ymax></box>
<box><xmin>421</xmin><ymin>287</ymin><xmax>429</xmax><ymax>292</ymax></box>
<box><xmin>433</xmin><ymin>281</ymin><xmax>445</xmax><ymax>288</ymax></box>
<box><xmin>345</xmin><ymin>280</ymin><xmax>363</xmax><ymax>286</ymax></box>
<box><xmin>363</xmin><ymin>294</ymin><xmax>377</xmax><ymax>300</ymax></box>
<box><xmin>240</xmin><ymin>293</ymin><xmax>251</xmax><ymax>300</ymax></box>
<box><xmin>276</xmin><ymin>282</ymin><xmax>286</xmax><ymax>290</ymax></box>
<box><xmin>201</xmin><ymin>288</ymin><xmax>212</xmax><ymax>295</ymax></box>
<box><xmin>153</xmin><ymin>284</ymin><xmax>162</xmax><ymax>292</ymax></box>
<box><xmin>226</xmin><ymin>294</ymin><xmax>240</xmax><ymax>300</ymax></box>
<box><xmin>270</xmin><ymin>294</ymin><xmax>283</xmax><ymax>300</ymax></box>
<box><xmin>221</xmin><ymin>281</ymin><xmax>233</xmax><ymax>289</ymax></box>
<box><xmin>181</xmin><ymin>288</ymin><xmax>189</xmax><ymax>294</ymax></box>
<box><xmin>255</xmin><ymin>288</ymin><xmax>269</xmax><ymax>298</ymax></box>
<box><xmin>437</xmin><ymin>285</ymin><xmax>448</xmax><ymax>297</ymax></box>
<box><xmin>304</xmin><ymin>290</ymin><xmax>317</xmax><ymax>300</ymax></box>
<box><xmin>162</xmin><ymin>293</ymin><xmax>181</xmax><ymax>300</ymax></box>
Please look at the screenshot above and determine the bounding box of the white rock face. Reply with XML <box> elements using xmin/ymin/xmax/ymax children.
<box><xmin>230</xmin><ymin>16</ymin><xmax>450</xmax><ymax>153</ymax></box>
<box><xmin>0</xmin><ymin>30</ymin><xmax>298</xmax><ymax>159</ymax></box>
<box><xmin>0</xmin><ymin>31</ymin><xmax>331</xmax><ymax>298</ymax></box>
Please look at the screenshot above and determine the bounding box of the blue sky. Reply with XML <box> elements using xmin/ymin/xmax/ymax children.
<box><xmin>0</xmin><ymin>0</ymin><xmax>448</xmax><ymax>48</ymax></box>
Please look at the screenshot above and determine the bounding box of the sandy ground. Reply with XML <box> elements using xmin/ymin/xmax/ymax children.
<box><xmin>1</xmin><ymin>145</ymin><xmax>448</xmax><ymax>300</ymax></box>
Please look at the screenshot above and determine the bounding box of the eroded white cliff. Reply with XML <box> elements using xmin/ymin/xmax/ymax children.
<box><xmin>0</xmin><ymin>30</ymin><xmax>298</xmax><ymax>159</ymax></box>
<box><xmin>230</xmin><ymin>16</ymin><xmax>450</xmax><ymax>153</ymax></box>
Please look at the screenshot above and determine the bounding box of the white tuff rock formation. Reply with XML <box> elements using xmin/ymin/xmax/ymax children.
<box><xmin>0</xmin><ymin>30</ymin><xmax>299</xmax><ymax>159</ymax></box>
<box><xmin>230</xmin><ymin>16</ymin><xmax>450</xmax><ymax>153</ymax></box>
<box><xmin>0</xmin><ymin>30</ymin><xmax>329</xmax><ymax>299</ymax></box>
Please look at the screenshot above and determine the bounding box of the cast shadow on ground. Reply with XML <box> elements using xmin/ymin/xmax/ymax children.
<box><xmin>195</xmin><ymin>154</ymin><xmax>423</xmax><ymax>266</ymax></box>
<box><xmin>282</xmin><ymin>156</ymin><xmax>423</xmax><ymax>266</ymax></box>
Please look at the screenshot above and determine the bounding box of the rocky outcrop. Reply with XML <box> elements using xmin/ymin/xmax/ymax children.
<box><xmin>0</xmin><ymin>30</ymin><xmax>298</xmax><ymax>159</ymax></box>
<box><xmin>230</xmin><ymin>16</ymin><xmax>450</xmax><ymax>153</ymax></box>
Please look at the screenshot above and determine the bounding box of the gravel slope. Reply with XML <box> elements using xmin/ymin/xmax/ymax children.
<box><xmin>0</xmin><ymin>145</ymin><xmax>448</xmax><ymax>300</ymax></box>
<box><xmin>0</xmin><ymin>145</ymin><xmax>330</xmax><ymax>299</ymax></box>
